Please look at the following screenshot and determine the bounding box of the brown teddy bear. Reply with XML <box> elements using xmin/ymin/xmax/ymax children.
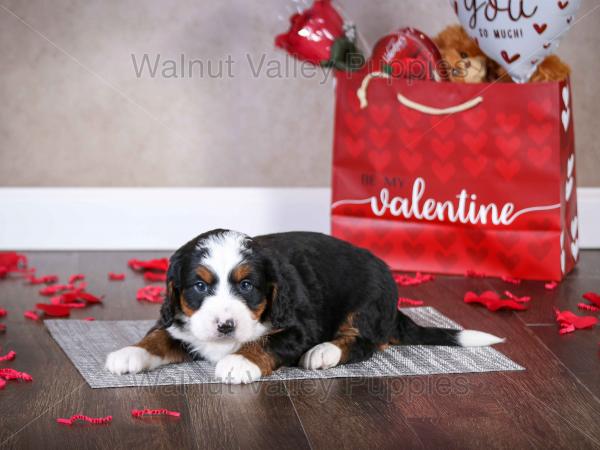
<box><xmin>434</xmin><ymin>25</ymin><xmax>570</xmax><ymax>83</ymax></box>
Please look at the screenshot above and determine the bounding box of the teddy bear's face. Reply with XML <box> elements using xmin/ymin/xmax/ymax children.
<box><xmin>441</xmin><ymin>48</ymin><xmax>487</xmax><ymax>83</ymax></box>
<box><xmin>434</xmin><ymin>25</ymin><xmax>489</xmax><ymax>84</ymax></box>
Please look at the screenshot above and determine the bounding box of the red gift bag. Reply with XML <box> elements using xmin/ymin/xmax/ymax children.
<box><xmin>331</xmin><ymin>70</ymin><xmax>578</xmax><ymax>281</ymax></box>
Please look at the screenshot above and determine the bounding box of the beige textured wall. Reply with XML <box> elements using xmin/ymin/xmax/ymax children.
<box><xmin>0</xmin><ymin>0</ymin><xmax>599</xmax><ymax>187</ymax></box>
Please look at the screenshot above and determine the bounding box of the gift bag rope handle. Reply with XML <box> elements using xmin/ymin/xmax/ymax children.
<box><xmin>357</xmin><ymin>71</ymin><xmax>483</xmax><ymax>114</ymax></box>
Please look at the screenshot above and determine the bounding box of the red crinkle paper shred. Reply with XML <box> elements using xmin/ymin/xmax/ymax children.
<box><xmin>39</xmin><ymin>284</ymin><xmax>74</xmax><ymax>296</ymax></box>
<box><xmin>84</xmin><ymin>317</ymin><xmax>95</xmax><ymax>321</ymax></box>
<box><xmin>397</xmin><ymin>297</ymin><xmax>424</xmax><ymax>308</ymax></box>
<box><xmin>0</xmin><ymin>308</ymin><xmax>7</xmax><ymax>317</ymax></box>
<box><xmin>36</xmin><ymin>304</ymin><xmax>71</xmax><ymax>317</ymax></box>
<box><xmin>56</xmin><ymin>414</ymin><xmax>112</xmax><ymax>426</ymax></box>
<box><xmin>464</xmin><ymin>291</ymin><xmax>528</xmax><ymax>312</ymax></box>
<box><xmin>137</xmin><ymin>285</ymin><xmax>166</xmax><ymax>304</ymax></box>
<box><xmin>38</xmin><ymin>286</ymin><xmax>103</xmax><ymax>317</ymax></box>
<box><xmin>554</xmin><ymin>308</ymin><xmax>598</xmax><ymax>335</ymax></box>
<box><xmin>393</xmin><ymin>272</ymin><xmax>434</xmax><ymax>287</ymax></box>
<box><xmin>131</xmin><ymin>408</ymin><xmax>181</xmax><ymax>418</ymax></box>
<box><xmin>578</xmin><ymin>303</ymin><xmax>600</xmax><ymax>312</ymax></box>
<box><xmin>0</xmin><ymin>252</ymin><xmax>28</xmax><ymax>278</ymax></box>
<box><xmin>24</xmin><ymin>310</ymin><xmax>40</xmax><ymax>321</ymax></box>
<box><xmin>0</xmin><ymin>324</ymin><xmax>6</xmax><ymax>333</ymax></box>
<box><xmin>577</xmin><ymin>292</ymin><xmax>600</xmax><ymax>312</ymax></box>
<box><xmin>144</xmin><ymin>272</ymin><xmax>167</xmax><ymax>282</ymax></box>
<box><xmin>128</xmin><ymin>258</ymin><xmax>169</xmax><ymax>273</ymax></box>
<box><xmin>27</xmin><ymin>274</ymin><xmax>59</xmax><ymax>285</ymax></box>
<box><xmin>108</xmin><ymin>272</ymin><xmax>125</xmax><ymax>281</ymax></box>
<box><xmin>501</xmin><ymin>276</ymin><xmax>521</xmax><ymax>285</ymax></box>
<box><xmin>68</xmin><ymin>274</ymin><xmax>85</xmax><ymax>284</ymax></box>
<box><xmin>545</xmin><ymin>281</ymin><xmax>559</xmax><ymax>290</ymax></box>
<box><xmin>0</xmin><ymin>350</ymin><xmax>16</xmax><ymax>362</ymax></box>
<box><xmin>51</xmin><ymin>289</ymin><xmax>102</xmax><ymax>306</ymax></box>
<box><xmin>504</xmin><ymin>291</ymin><xmax>531</xmax><ymax>303</ymax></box>
<box><xmin>0</xmin><ymin>368</ymin><xmax>33</xmax><ymax>389</ymax></box>
<box><xmin>465</xmin><ymin>270</ymin><xmax>486</xmax><ymax>278</ymax></box>
<box><xmin>582</xmin><ymin>292</ymin><xmax>600</xmax><ymax>308</ymax></box>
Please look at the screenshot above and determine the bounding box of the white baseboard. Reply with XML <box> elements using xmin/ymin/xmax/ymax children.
<box><xmin>0</xmin><ymin>187</ymin><xmax>598</xmax><ymax>250</ymax></box>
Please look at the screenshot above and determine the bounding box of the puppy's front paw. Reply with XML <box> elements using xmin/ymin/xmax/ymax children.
<box><xmin>105</xmin><ymin>346</ymin><xmax>163</xmax><ymax>375</ymax></box>
<box><xmin>214</xmin><ymin>354</ymin><xmax>261</xmax><ymax>384</ymax></box>
<box><xmin>299</xmin><ymin>342</ymin><xmax>341</xmax><ymax>370</ymax></box>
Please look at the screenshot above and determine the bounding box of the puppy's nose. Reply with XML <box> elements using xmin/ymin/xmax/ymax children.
<box><xmin>217</xmin><ymin>319</ymin><xmax>235</xmax><ymax>335</ymax></box>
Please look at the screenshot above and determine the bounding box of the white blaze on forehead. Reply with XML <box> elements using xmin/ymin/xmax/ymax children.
<box><xmin>201</xmin><ymin>231</ymin><xmax>249</xmax><ymax>281</ymax></box>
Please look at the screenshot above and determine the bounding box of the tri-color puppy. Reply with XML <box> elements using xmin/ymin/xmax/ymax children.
<box><xmin>106</xmin><ymin>230</ymin><xmax>504</xmax><ymax>383</ymax></box>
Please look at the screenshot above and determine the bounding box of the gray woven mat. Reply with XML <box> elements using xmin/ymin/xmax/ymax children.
<box><xmin>46</xmin><ymin>307</ymin><xmax>524</xmax><ymax>388</ymax></box>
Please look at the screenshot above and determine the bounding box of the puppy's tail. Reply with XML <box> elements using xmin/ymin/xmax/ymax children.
<box><xmin>394</xmin><ymin>311</ymin><xmax>505</xmax><ymax>347</ymax></box>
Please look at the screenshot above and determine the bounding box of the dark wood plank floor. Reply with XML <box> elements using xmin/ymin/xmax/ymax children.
<box><xmin>1</xmin><ymin>251</ymin><xmax>599</xmax><ymax>449</ymax></box>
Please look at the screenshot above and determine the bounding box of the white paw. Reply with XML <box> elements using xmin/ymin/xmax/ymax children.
<box><xmin>105</xmin><ymin>346</ymin><xmax>163</xmax><ymax>375</ymax></box>
<box><xmin>214</xmin><ymin>354</ymin><xmax>261</xmax><ymax>384</ymax></box>
<box><xmin>299</xmin><ymin>342</ymin><xmax>342</xmax><ymax>370</ymax></box>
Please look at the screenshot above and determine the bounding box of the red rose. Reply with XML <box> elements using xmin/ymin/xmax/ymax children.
<box><xmin>275</xmin><ymin>0</ymin><xmax>363</xmax><ymax>71</ymax></box>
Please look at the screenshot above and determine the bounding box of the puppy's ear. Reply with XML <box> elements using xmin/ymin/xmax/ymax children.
<box><xmin>159</xmin><ymin>250</ymin><xmax>183</xmax><ymax>327</ymax></box>
<box><xmin>263</xmin><ymin>253</ymin><xmax>298</xmax><ymax>329</ymax></box>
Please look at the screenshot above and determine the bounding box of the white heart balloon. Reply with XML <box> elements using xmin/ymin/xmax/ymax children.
<box><xmin>452</xmin><ymin>0</ymin><xmax>582</xmax><ymax>83</ymax></box>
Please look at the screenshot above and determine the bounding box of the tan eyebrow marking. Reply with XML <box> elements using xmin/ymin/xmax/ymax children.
<box><xmin>195</xmin><ymin>265</ymin><xmax>214</xmax><ymax>284</ymax></box>
<box><xmin>232</xmin><ymin>264</ymin><xmax>252</xmax><ymax>283</ymax></box>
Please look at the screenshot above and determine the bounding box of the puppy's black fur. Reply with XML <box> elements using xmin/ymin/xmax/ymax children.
<box><xmin>162</xmin><ymin>230</ymin><xmax>461</xmax><ymax>368</ymax></box>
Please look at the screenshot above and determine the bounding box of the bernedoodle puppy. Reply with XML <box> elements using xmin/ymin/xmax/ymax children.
<box><xmin>106</xmin><ymin>230</ymin><xmax>504</xmax><ymax>383</ymax></box>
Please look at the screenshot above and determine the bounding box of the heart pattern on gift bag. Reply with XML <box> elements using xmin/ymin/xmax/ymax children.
<box><xmin>368</xmin><ymin>128</ymin><xmax>392</xmax><ymax>149</ymax></box>
<box><xmin>570</xmin><ymin>216</ymin><xmax>578</xmax><ymax>241</ymax></box>
<box><xmin>570</xmin><ymin>239</ymin><xmax>579</xmax><ymax>260</ymax></box>
<box><xmin>528</xmin><ymin>99</ymin><xmax>552</xmax><ymax>121</ymax></box>
<box><xmin>463</xmin><ymin>132</ymin><xmax>488</xmax><ymax>154</ymax></box>
<box><xmin>344</xmin><ymin>112</ymin><xmax>366</xmax><ymax>134</ymax></box>
<box><xmin>565</xmin><ymin>177</ymin><xmax>574</xmax><ymax>201</ymax></box>
<box><xmin>332</xmin><ymin>74</ymin><xmax>574</xmax><ymax>280</ymax></box>
<box><xmin>528</xmin><ymin>145</ymin><xmax>552</xmax><ymax>167</ymax></box>
<box><xmin>463</xmin><ymin>155</ymin><xmax>488</xmax><ymax>177</ymax></box>
<box><xmin>496</xmin><ymin>113</ymin><xmax>521</xmax><ymax>133</ymax></box>
<box><xmin>528</xmin><ymin>123</ymin><xmax>552</xmax><ymax>145</ymax></box>
<box><xmin>343</xmin><ymin>136</ymin><xmax>365</xmax><ymax>158</ymax></box>
<box><xmin>561</xmin><ymin>86</ymin><xmax>571</xmax><ymax>131</ymax></box>
<box><xmin>431</xmin><ymin>138</ymin><xmax>455</xmax><ymax>160</ymax></box>
<box><xmin>565</xmin><ymin>153</ymin><xmax>575</xmax><ymax>201</ymax></box>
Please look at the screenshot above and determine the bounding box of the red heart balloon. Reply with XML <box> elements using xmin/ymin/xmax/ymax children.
<box><xmin>369</xmin><ymin>28</ymin><xmax>446</xmax><ymax>80</ymax></box>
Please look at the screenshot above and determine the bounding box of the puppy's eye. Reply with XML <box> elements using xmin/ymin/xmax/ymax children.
<box><xmin>193</xmin><ymin>281</ymin><xmax>208</xmax><ymax>293</ymax></box>
<box><xmin>460</xmin><ymin>51</ymin><xmax>469</xmax><ymax>59</ymax></box>
<box><xmin>239</xmin><ymin>280</ymin><xmax>253</xmax><ymax>292</ymax></box>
